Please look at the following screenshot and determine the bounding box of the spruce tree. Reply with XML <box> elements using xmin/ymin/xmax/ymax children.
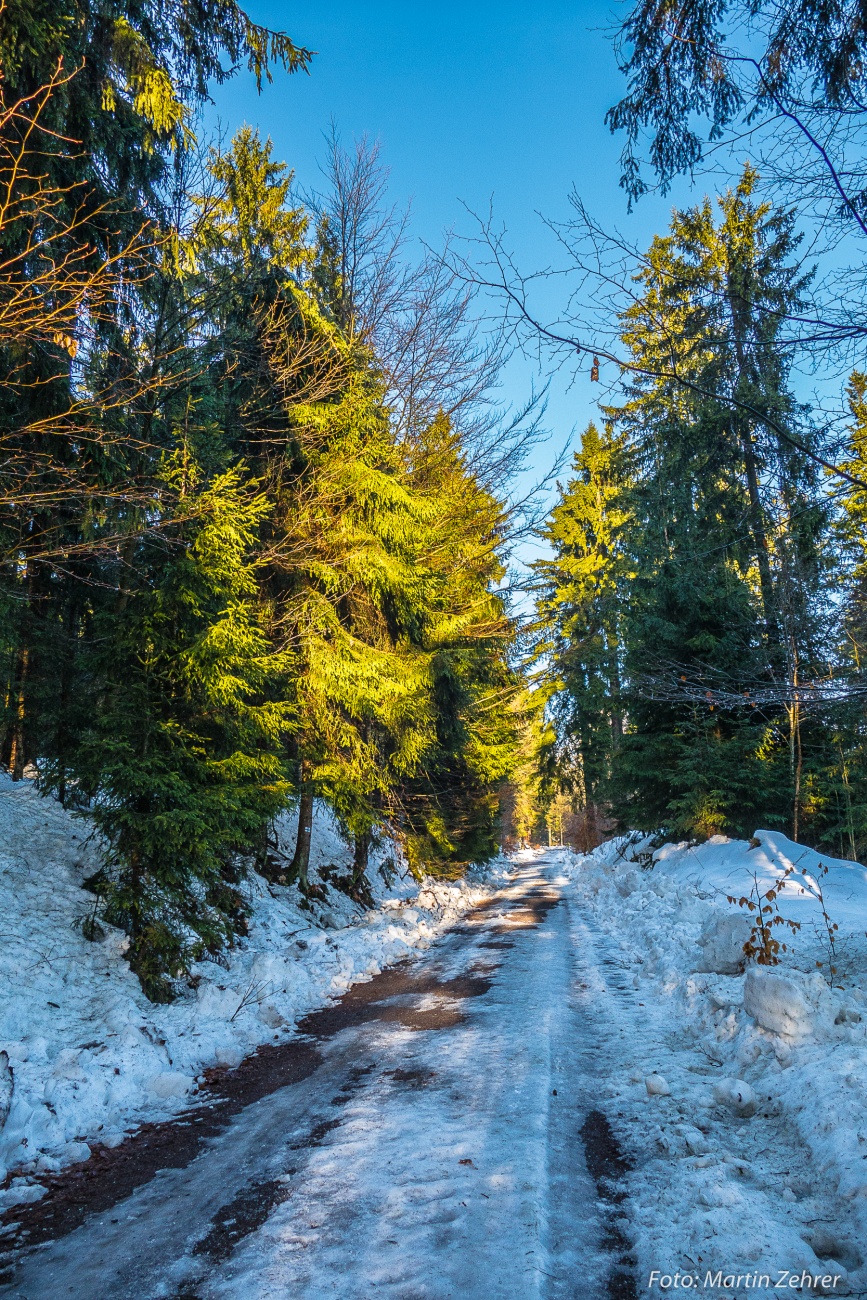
<box><xmin>539</xmin><ymin>172</ymin><xmax>832</xmax><ymax>841</ymax></box>
<box><xmin>0</xmin><ymin>95</ymin><xmax>526</xmax><ymax>989</ymax></box>
<box><xmin>0</xmin><ymin>0</ymin><xmax>309</xmax><ymax>785</ymax></box>
<box><xmin>533</xmin><ymin>422</ymin><xmax>628</xmax><ymax>813</ymax></box>
<box><xmin>41</xmin><ymin>463</ymin><xmax>291</xmax><ymax>999</ymax></box>
<box><xmin>396</xmin><ymin>413</ymin><xmax>520</xmax><ymax>871</ymax></box>
<box><xmin>815</xmin><ymin>373</ymin><xmax>867</xmax><ymax>860</ymax></box>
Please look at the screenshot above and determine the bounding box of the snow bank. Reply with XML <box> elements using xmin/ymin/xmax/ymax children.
<box><xmin>562</xmin><ymin>830</ymin><xmax>867</xmax><ymax>1296</ymax></box>
<box><xmin>0</xmin><ymin>773</ymin><xmax>507</xmax><ymax>1206</ymax></box>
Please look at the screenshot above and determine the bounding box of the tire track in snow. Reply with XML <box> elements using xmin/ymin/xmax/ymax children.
<box><xmin>0</xmin><ymin>856</ymin><xmax>637</xmax><ymax>1300</ymax></box>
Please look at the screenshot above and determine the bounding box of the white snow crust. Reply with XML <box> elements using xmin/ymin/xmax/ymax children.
<box><xmin>0</xmin><ymin>773</ymin><xmax>504</xmax><ymax>1207</ymax></box>
<box><xmin>562</xmin><ymin>830</ymin><xmax>867</xmax><ymax>1296</ymax></box>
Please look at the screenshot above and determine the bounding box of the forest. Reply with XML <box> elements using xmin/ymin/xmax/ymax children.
<box><xmin>531</xmin><ymin>172</ymin><xmax>867</xmax><ymax>856</ymax></box>
<box><xmin>5</xmin><ymin>0</ymin><xmax>867</xmax><ymax>1004</ymax></box>
<box><xmin>519</xmin><ymin>0</ymin><xmax>867</xmax><ymax>864</ymax></box>
<box><xmin>0</xmin><ymin>0</ymin><xmax>532</xmax><ymax>999</ymax></box>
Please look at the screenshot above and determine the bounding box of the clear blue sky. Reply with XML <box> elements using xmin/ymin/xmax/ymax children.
<box><xmin>207</xmin><ymin>1</ymin><xmax>700</xmax><ymax>559</ymax></box>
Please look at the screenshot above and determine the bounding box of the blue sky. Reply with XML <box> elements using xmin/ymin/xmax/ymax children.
<box><xmin>207</xmin><ymin>1</ymin><xmax>700</xmax><ymax>558</ymax></box>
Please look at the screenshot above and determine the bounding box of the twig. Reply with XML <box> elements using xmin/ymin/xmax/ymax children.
<box><xmin>229</xmin><ymin>978</ymin><xmax>273</xmax><ymax>1022</ymax></box>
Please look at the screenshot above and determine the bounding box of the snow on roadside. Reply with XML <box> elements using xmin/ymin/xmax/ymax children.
<box><xmin>562</xmin><ymin>831</ymin><xmax>867</xmax><ymax>1297</ymax></box>
<box><xmin>0</xmin><ymin>773</ymin><xmax>507</xmax><ymax>1208</ymax></box>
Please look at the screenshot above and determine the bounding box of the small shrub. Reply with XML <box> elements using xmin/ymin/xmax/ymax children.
<box><xmin>728</xmin><ymin>864</ymin><xmax>801</xmax><ymax>965</ymax></box>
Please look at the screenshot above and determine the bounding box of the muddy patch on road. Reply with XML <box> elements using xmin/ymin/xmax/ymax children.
<box><xmin>580</xmin><ymin>1109</ymin><xmax>637</xmax><ymax>1300</ymax></box>
<box><xmin>192</xmin><ymin>1175</ymin><xmax>291</xmax><ymax>1264</ymax></box>
<box><xmin>385</xmin><ymin>1067</ymin><xmax>437</xmax><ymax>1089</ymax></box>
<box><xmin>0</xmin><ymin>868</ymin><xmax>563</xmax><ymax>1283</ymax></box>
<box><xmin>0</xmin><ymin>930</ymin><xmax>501</xmax><ymax>1272</ymax></box>
<box><xmin>0</xmin><ymin>1038</ymin><xmax>323</xmax><ymax>1277</ymax></box>
<box><xmin>296</xmin><ymin>967</ymin><xmax>495</xmax><ymax>1038</ymax></box>
<box><xmin>471</xmin><ymin>881</ymin><xmax>561</xmax><ymax>935</ymax></box>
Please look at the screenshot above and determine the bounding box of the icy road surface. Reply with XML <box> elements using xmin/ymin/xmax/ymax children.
<box><xmin>1</xmin><ymin>856</ymin><xmax>633</xmax><ymax>1299</ymax></box>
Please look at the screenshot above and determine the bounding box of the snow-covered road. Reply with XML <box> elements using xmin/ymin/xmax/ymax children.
<box><xmin>1</xmin><ymin>855</ymin><xmax>633</xmax><ymax>1299</ymax></box>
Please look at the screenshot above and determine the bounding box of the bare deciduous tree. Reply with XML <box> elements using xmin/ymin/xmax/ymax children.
<box><xmin>307</xmin><ymin>127</ymin><xmax>551</xmax><ymax>494</ymax></box>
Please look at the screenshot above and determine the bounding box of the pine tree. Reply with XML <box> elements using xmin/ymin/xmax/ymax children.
<box><xmin>498</xmin><ymin>694</ymin><xmax>554</xmax><ymax>850</ymax></box>
<box><xmin>274</xmin><ymin>369</ymin><xmax>436</xmax><ymax>886</ymax></box>
<box><xmin>1</xmin><ymin>93</ymin><xmax>526</xmax><ymax>992</ymax></box>
<box><xmin>198</xmin><ymin>133</ymin><xmax>522</xmax><ymax>884</ymax></box>
<box><xmin>616</xmin><ymin>173</ymin><xmax>833</xmax><ymax>837</ymax></box>
<box><xmin>176</xmin><ymin>129</ymin><xmax>521</xmax><ymax>889</ymax></box>
<box><xmin>0</xmin><ymin>0</ymin><xmax>310</xmax><ymax>783</ymax></box>
<box><xmin>812</xmin><ymin>373</ymin><xmax>867</xmax><ymax>860</ymax></box>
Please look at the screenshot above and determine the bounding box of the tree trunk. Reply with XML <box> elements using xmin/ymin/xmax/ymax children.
<box><xmin>4</xmin><ymin>643</ymin><xmax>29</xmax><ymax>780</ymax></box>
<box><xmin>352</xmin><ymin>830</ymin><xmax>371</xmax><ymax>883</ymax></box>
<box><xmin>2</xmin><ymin>556</ymin><xmax>38</xmax><ymax>780</ymax></box>
<box><xmin>726</xmin><ymin>282</ymin><xmax>778</xmax><ymax>644</ymax></box>
<box><xmin>793</xmin><ymin>706</ymin><xmax>802</xmax><ymax>842</ymax></box>
<box><xmin>129</xmin><ymin>847</ymin><xmax>143</xmax><ymax>939</ymax></box>
<box><xmin>55</xmin><ymin>593</ymin><xmax>83</xmax><ymax>805</ymax></box>
<box><xmin>605</xmin><ymin>631</ymin><xmax>624</xmax><ymax>747</ymax></box>
<box><xmin>840</xmin><ymin>747</ymin><xmax>857</xmax><ymax>861</ymax></box>
<box><xmin>738</xmin><ymin>419</ymin><xmax>778</xmax><ymax>643</ymax></box>
<box><xmin>789</xmin><ymin>642</ymin><xmax>802</xmax><ymax>842</ymax></box>
<box><xmin>290</xmin><ymin>784</ymin><xmax>314</xmax><ymax>889</ymax></box>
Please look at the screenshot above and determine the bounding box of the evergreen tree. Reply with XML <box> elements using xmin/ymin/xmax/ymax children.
<box><xmin>498</xmin><ymin>693</ymin><xmax>554</xmax><ymax>850</ymax></box>
<box><xmin>41</xmin><ymin>463</ymin><xmax>291</xmax><ymax>999</ymax></box>
<box><xmin>274</xmin><ymin>369</ymin><xmax>436</xmax><ymax>887</ymax></box>
<box><xmin>396</xmin><ymin>412</ymin><xmax>520</xmax><ymax>872</ymax></box>
<box><xmin>196</xmin><ymin>133</ymin><xmax>522</xmax><ymax>885</ymax></box>
<box><xmin>539</xmin><ymin>172</ymin><xmax>833</xmax><ymax>841</ymax></box>
<box><xmin>0</xmin><ymin>0</ymin><xmax>309</xmax><ymax>781</ymax></box>
<box><xmin>533</xmin><ymin>422</ymin><xmax>628</xmax><ymax>812</ymax></box>
<box><xmin>0</xmin><ymin>94</ymin><xmax>525</xmax><ymax>994</ymax></box>
<box><xmin>812</xmin><ymin>374</ymin><xmax>867</xmax><ymax>861</ymax></box>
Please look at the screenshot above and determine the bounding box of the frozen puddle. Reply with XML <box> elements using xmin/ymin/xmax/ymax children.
<box><xmin>0</xmin><ymin>858</ymin><xmax>632</xmax><ymax>1299</ymax></box>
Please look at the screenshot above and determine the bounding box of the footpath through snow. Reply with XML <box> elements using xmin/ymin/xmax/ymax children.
<box><xmin>0</xmin><ymin>772</ymin><xmax>506</xmax><ymax>1210</ymax></box>
<box><xmin>566</xmin><ymin>831</ymin><xmax>867</xmax><ymax>1298</ymax></box>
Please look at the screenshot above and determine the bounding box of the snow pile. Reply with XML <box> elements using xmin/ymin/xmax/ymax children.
<box><xmin>0</xmin><ymin>773</ymin><xmax>507</xmax><ymax>1205</ymax></box>
<box><xmin>562</xmin><ymin>831</ymin><xmax>867</xmax><ymax>1296</ymax></box>
<box><xmin>742</xmin><ymin>967</ymin><xmax>821</xmax><ymax>1039</ymax></box>
<box><xmin>695</xmin><ymin>913</ymin><xmax>754</xmax><ymax>975</ymax></box>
